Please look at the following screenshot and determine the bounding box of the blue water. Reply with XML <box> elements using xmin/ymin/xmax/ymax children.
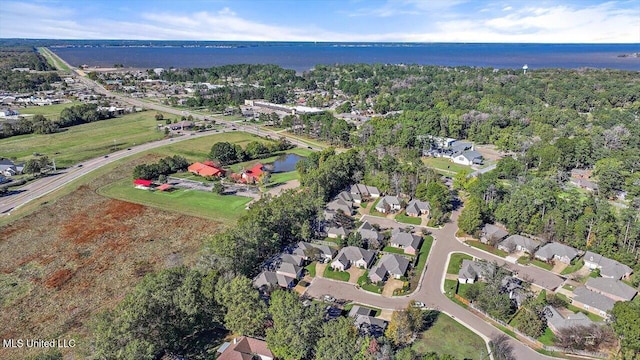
<box><xmin>51</xmin><ymin>42</ymin><xmax>640</xmax><ymax>72</ymax></box>
<box><xmin>268</xmin><ymin>153</ymin><xmax>305</xmax><ymax>173</ymax></box>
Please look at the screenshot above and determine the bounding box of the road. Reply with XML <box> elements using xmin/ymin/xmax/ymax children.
<box><xmin>309</xmin><ymin>209</ymin><xmax>562</xmax><ymax>360</ymax></box>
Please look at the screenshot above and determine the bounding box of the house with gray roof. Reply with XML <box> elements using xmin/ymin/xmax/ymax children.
<box><xmin>584</xmin><ymin>251</ymin><xmax>633</xmax><ymax>280</ymax></box>
<box><xmin>276</xmin><ymin>262</ymin><xmax>303</xmax><ymax>279</ymax></box>
<box><xmin>357</xmin><ymin>221</ymin><xmax>382</xmax><ymax>243</ymax></box>
<box><xmin>389</xmin><ymin>229</ymin><xmax>422</xmax><ymax>255</ymax></box>
<box><xmin>572</xmin><ymin>286</ymin><xmax>616</xmax><ymax>317</ymax></box>
<box><xmin>279</xmin><ymin>254</ymin><xmax>304</xmax><ymax>267</ymax></box>
<box><xmin>535</xmin><ymin>242</ymin><xmax>579</xmax><ymax>264</ymax></box>
<box><xmin>337</xmin><ymin>191</ymin><xmax>354</xmax><ymax>203</ymax></box>
<box><xmin>405</xmin><ymin>199</ymin><xmax>430</xmax><ymax>217</ymax></box>
<box><xmin>452</xmin><ymin>150</ymin><xmax>483</xmax><ymax>166</ymax></box>
<box><xmin>458</xmin><ymin>259</ymin><xmax>494</xmax><ymax>284</ymax></box>
<box><xmin>331</xmin><ymin>246</ymin><xmax>376</xmax><ymax>271</ymax></box>
<box><xmin>368</xmin><ymin>254</ymin><xmax>410</xmax><ymax>283</ymax></box>
<box><xmin>253</xmin><ymin>271</ymin><xmax>295</xmax><ymax>290</ymax></box>
<box><xmin>585</xmin><ymin>277</ymin><xmax>637</xmax><ymax>302</ymax></box>
<box><xmin>350</xmin><ymin>183</ymin><xmax>381</xmax><ymax>199</ymax></box>
<box><xmin>544</xmin><ymin>306</ymin><xmax>594</xmax><ymax>334</ymax></box>
<box><xmin>480</xmin><ymin>223</ymin><xmax>509</xmax><ymax>245</ymax></box>
<box><xmin>326</xmin><ymin>198</ymin><xmax>353</xmax><ymax>216</ymax></box>
<box><xmin>327</xmin><ymin>226</ymin><xmax>348</xmax><ymax>239</ymax></box>
<box><xmin>292</xmin><ymin>241</ymin><xmax>336</xmax><ymax>262</ymax></box>
<box><xmin>375</xmin><ymin>195</ymin><xmax>401</xmax><ymax>214</ymax></box>
<box><xmin>498</xmin><ymin>235</ymin><xmax>541</xmax><ymax>254</ymax></box>
<box><xmin>570</xmin><ymin>178</ymin><xmax>598</xmax><ymax>192</ymax></box>
<box><xmin>348</xmin><ymin>305</ymin><xmax>387</xmax><ymax>337</ymax></box>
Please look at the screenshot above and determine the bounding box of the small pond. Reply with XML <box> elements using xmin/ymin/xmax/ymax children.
<box><xmin>267</xmin><ymin>153</ymin><xmax>305</xmax><ymax>173</ymax></box>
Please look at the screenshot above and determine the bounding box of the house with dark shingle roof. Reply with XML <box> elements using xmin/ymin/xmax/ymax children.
<box><xmin>276</xmin><ymin>262</ymin><xmax>303</xmax><ymax>279</ymax></box>
<box><xmin>583</xmin><ymin>251</ymin><xmax>633</xmax><ymax>280</ymax></box>
<box><xmin>585</xmin><ymin>277</ymin><xmax>637</xmax><ymax>302</ymax></box>
<box><xmin>375</xmin><ymin>195</ymin><xmax>401</xmax><ymax>214</ymax></box>
<box><xmin>331</xmin><ymin>246</ymin><xmax>376</xmax><ymax>271</ymax></box>
<box><xmin>292</xmin><ymin>241</ymin><xmax>336</xmax><ymax>262</ymax></box>
<box><xmin>357</xmin><ymin>221</ymin><xmax>382</xmax><ymax>243</ymax></box>
<box><xmin>480</xmin><ymin>223</ymin><xmax>509</xmax><ymax>244</ymax></box>
<box><xmin>368</xmin><ymin>254</ymin><xmax>410</xmax><ymax>283</ymax></box>
<box><xmin>326</xmin><ymin>198</ymin><xmax>354</xmax><ymax>216</ymax></box>
<box><xmin>498</xmin><ymin>235</ymin><xmax>541</xmax><ymax>254</ymax></box>
<box><xmin>544</xmin><ymin>306</ymin><xmax>594</xmax><ymax>334</ymax></box>
<box><xmin>405</xmin><ymin>199</ymin><xmax>430</xmax><ymax>217</ymax></box>
<box><xmin>458</xmin><ymin>259</ymin><xmax>494</xmax><ymax>284</ymax></box>
<box><xmin>217</xmin><ymin>336</ymin><xmax>273</xmax><ymax>360</ymax></box>
<box><xmin>253</xmin><ymin>271</ymin><xmax>295</xmax><ymax>290</ymax></box>
<box><xmin>535</xmin><ymin>242</ymin><xmax>579</xmax><ymax>264</ymax></box>
<box><xmin>327</xmin><ymin>226</ymin><xmax>348</xmax><ymax>239</ymax></box>
<box><xmin>572</xmin><ymin>286</ymin><xmax>616</xmax><ymax>317</ymax></box>
<box><xmin>348</xmin><ymin>305</ymin><xmax>388</xmax><ymax>337</ymax></box>
<box><xmin>389</xmin><ymin>229</ymin><xmax>422</xmax><ymax>255</ymax></box>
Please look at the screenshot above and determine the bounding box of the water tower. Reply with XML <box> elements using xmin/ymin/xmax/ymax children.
<box><xmin>522</xmin><ymin>64</ymin><xmax>528</xmax><ymax>74</ymax></box>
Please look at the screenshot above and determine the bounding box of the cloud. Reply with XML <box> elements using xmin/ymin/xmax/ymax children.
<box><xmin>0</xmin><ymin>0</ymin><xmax>638</xmax><ymax>43</ymax></box>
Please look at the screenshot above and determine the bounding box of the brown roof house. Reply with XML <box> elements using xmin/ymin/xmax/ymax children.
<box><xmin>217</xmin><ymin>336</ymin><xmax>273</xmax><ymax>360</ymax></box>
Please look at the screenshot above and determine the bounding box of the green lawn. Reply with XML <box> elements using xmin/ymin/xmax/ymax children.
<box><xmin>158</xmin><ymin>132</ymin><xmax>274</xmax><ymax>163</ymax></box>
<box><xmin>323</xmin><ymin>266</ymin><xmax>350</xmax><ymax>282</ymax></box>
<box><xmin>0</xmin><ymin>111</ymin><xmax>168</xmax><ymax>168</ymax></box>
<box><xmin>562</xmin><ymin>284</ymin><xmax>575</xmax><ymax>291</ymax></box>
<box><xmin>369</xmin><ymin>197</ymin><xmax>387</xmax><ymax>217</ymax></box>
<box><xmin>407</xmin><ymin>236</ymin><xmax>434</xmax><ymax>292</ymax></box>
<box><xmin>413</xmin><ymin>312</ymin><xmax>487</xmax><ymax>360</ymax></box>
<box><xmin>517</xmin><ymin>256</ymin><xmax>553</xmax><ymax>270</ymax></box>
<box><xmin>444</xmin><ymin>279</ymin><xmax>458</xmax><ymax>298</ymax></box>
<box><xmin>447</xmin><ymin>253</ymin><xmax>473</xmax><ymax>274</ymax></box>
<box><xmin>305</xmin><ymin>262</ymin><xmax>316</xmax><ymax>278</ymax></box>
<box><xmin>466</xmin><ymin>241</ymin><xmax>509</xmax><ymax>257</ymax></box>
<box><xmin>357</xmin><ymin>271</ymin><xmax>383</xmax><ymax>294</ymax></box>
<box><xmin>97</xmin><ymin>178</ymin><xmax>252</xmax><ymax>222</ymax></box>
<box><xmin>382</xmin><ymin>246</ymin><xmax>410</xmax><ymax>255</ymax></box>
<box><xmin>269</xmin><ymin>171</ymin><xmax>299</xmax><ymax>184</ymax></box>
<box><xmin>538</xmin><ymin>327</ymin><xmax>556</xmax><ymax>346</ymax></box>
<box><xmin>19</xmin><ymin>102</ymin><xmax>80</xmax><ymax>118</ymax></box>
<box><xmin>553</xmin><ymin>294</ymin><xmax>604</xmax><ymax>322</ymax></box>
<box><xmin>561</xmin><ymin>259</ymin><xmax>584</xmax><ymax>275</ymax></box>
<box><xmin>458</xmin><ymin>282</ymin><xmax>485</xmax><ymax>299</ymax></box>
<box><xmin>395</xmin><ymin>211</ymin><xmax>422</xmax><ymax>225</ymax></box>
<box><xmin>39</xmin><ymin>47</ymin><xmax>71</xmax><ymax>71</ymax></box>
<box><xmin>422</xmin><ymin>157</ymin><xmax>472</xmax><ymax>175</ymax></box>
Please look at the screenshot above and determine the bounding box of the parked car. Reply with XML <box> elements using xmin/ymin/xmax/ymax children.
<box><xmin>322</xmin><ymin>294</ymin><xmax>336</xmax><ymax>303</ymax></box>
<box><xmin>412</xmin><ymin>301</ymin><xmax>426</xmax><ymax>308</ymax></box>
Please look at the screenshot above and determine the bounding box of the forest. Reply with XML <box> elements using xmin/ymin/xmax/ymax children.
<box><xmin>0</xmin><ymin>46</ymin><xmax>59</xmax><ymax>92</ymax></box>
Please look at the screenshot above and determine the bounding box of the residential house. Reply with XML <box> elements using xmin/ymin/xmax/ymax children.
<box><xmin>217</xmin><ymin>336</ymin><xmax>273</xmax><ymax>360</ymax></box>
<box><xmin>133</xmin><ymin>179</ymin><xmax>153</xmax><ymax>189</ymax></box>
<box><xmin>357</xmin><ymin>221</ymin><xmax>383</xmax><ymax>243</ymax></box>
<box><xmin>544</xmin><ymin>306</ymin><xmax>594</xmax><ymax>334</ymax></box>
<box><xmin>585</xmin><ymin>277</ymin><xmax>637</xmax><ymax>302</ymax></box>
<box><xmin>0</xmin><ymin>159</ymin><xmax>23</xmax><ymax>177</ymax></box>
<box><xmin>570</xmin><ymin>169</ymin><xmax>592</xmax><ymax>180</ymax></box>
<box><xmin>331</xmin><ymin>246</ymin><xmax>376</xmax><ymax>271</ymax></box>
<box><xmin>534</xmin><ymin>242</ymin><xmax>579</xmax><ymax>264</ymax></box>
<box><xmin>337</xmin><ymin>190</ymin><xmax>354</xmax><ymax>203</ymax></box>
<box><xmin>498</xmin><ymin>235</ymin><xmax>541</xmax><ymax>254</ymax></box>
<box><xmin>350</xmin><ymin>183</ymin><xmax>381</xmax><ymax>199</ymax></box>
<box><xmin>571</xmin><ymin>286</ymin><xmax>616</xmax><ymax>317</ymax></box>
<box><xmin>292</xmin><ymin>241</ymin><xmax>336</xmax><ymax>263</ymax></box>
<box><xmin>327</xmin><ymin>226</ymin><xmax>348</xmax><ymax>239</ymax></box>
<box><xmin>501</xmin><ymin>276</ymin><xmax>530</xmax><ymax>307</ymax></box>
<box><xmin>570</xmin><ymin>178</ymin><xmax>598</xmax><ymax>192</ymax></box>
<box><xmin>325</xmin><ymin>198</ymin><xmax>354</xmax><ymax>216</ymax></box>
<box><xmin>389</xmin><ymin>229</ymin><xmax>422</xmax><ymax>255</ymax></box>
<box><xmin>276</xmin><ymin>262</ymin><xmax>303</xmax><ymax>279</ymax></box>
<box><xmin>253</xmin><ymin>271</ymin><xmax>295</xmax><ymax>290</ymax></box>
<box><xmin>187</xmin><ymin>161</ymin><xmax>226</xmax><ymax>177</ymax></box>
<box><xmin>348</xmin><ymin>306</ymin><xmax>388</xmax><ymax>337</ymax></box>
<box><xmin>241</xmin><ymin>163</ymin><xmax>264</xmax><ymax>183</ymax></box>
<box><xmin>279</xmin><ymin>254</ymin><xmax>304</xmax><ymax>267</ymax></box>
<box><xmin>375</xmin><ymin>195</ymin><xmax>401</xmax><ymax>214</ymax></box>
<box><xmin>479</xmin><ymin>223</ymin><xmax>509</xmax><ymax>245</ymax></box>
<box><xmin>458</xmin><ymin>259</ymin><xmax>493</xmax><ymax>284</ymax></box>
<box><xmin>368</xmin><ymin>254</ymin><xmax>410</xmax><ymax>283</ymax></box>
<box><xmin>405</xmin><ymin>199</ymin><xmax>430</xmax><ymax>217</ymax></box>
<box><xmin>452</xmin><ymin>150</ymin><xmax>483</xmax><ymax>166</ymax></box>
<box><xmin>583</xmin><ymin>251</ymin><xmax>633</xmax><ymax>280</ymax></box>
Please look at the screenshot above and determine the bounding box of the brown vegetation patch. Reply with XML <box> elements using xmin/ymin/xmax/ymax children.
<box><xmin>0</xmin><ymin>155</ymin><xmax>222</xmax><ymax>359</ymax></box>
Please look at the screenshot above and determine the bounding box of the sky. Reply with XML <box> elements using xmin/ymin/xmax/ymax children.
<box><xmin>0</xmin><ymin>0</ymin><xmax>639</xmax><ymax>43</ymax></box>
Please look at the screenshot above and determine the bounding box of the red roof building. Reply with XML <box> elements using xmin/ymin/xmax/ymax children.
<box><xmin>133</xmin><ymin>179</ymin><xmax>153</xmax><ymax>188</ymax></box>
<box><xmin>188</xmin><ymin>162</ymin><xmax>226</xmax><ymax>177</ymax></box>
<box><xmin>242</xmin><ymin>163</ymin><xmax>264</xmax><ymax>183</ymax></box>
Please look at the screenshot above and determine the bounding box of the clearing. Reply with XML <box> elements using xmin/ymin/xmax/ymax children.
<box><xmin>422</xmin><ymin>157</ymin><xmax>472</xmax><ymax>175</ymax></box>
<box><xmin>413</xmin><ymin>311</ymin><xmax>487</xmax><ymax>359</ymax></box>
<box><xmin>0</xmin><ymin>111</ymin><xmax>170</xmax><ymax>168</ymax></box>
<box><xmin>18</xmin><ymin>102</ymin><xmax>80</xmax><ymax>118</ymax></box>
<box><xmin>0</xmin><ymin>155</ymin><xmax>223</xmax><ymax>360</ymax></box>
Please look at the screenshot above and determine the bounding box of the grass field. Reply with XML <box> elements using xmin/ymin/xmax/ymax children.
<box><xmin>19</xmin><ymin>102</ymin><xmax>80</xmax><ymax>118</ymax></box>
<box><xmin>382</xmin><ymin>246</ymin><xmax>409</xmax><ymax>255</ymax></box>
<box><xmin>305</xmin><ymin>262</ymin><xmax>317</xmax><ymax>277</ymax></box>
<box><xmin>38</xmin><ymin>47</ymin><xmax>72</xmax><ymax>71</ymax></box>
<box><xmin>98</xmin><ymin>178</ymin><xmax>252</xmax><ymax>222</ymax></box>
<box><xmin>413</xmin><ymin>312</ymin><xmax>487</xmax><ymax>359</ymax></box>
<box><xmin>323</xmin><ymin>266</ymin><xmax>350</xmax><ymax>282</ymax></box>
<box><xmin>357</xmin><ymin>272</ymin><xmax>384</xmax><ymax>293</ymax></box>
<box><xmin>466</xmin><ymin>241</ymin><xmax>509</xmax><ymax>257</ymax></box>
<box><xmin>561</xmin><ymin>259</ymin><xmax>584</xmax><ymax>275</ymax></box>
<box><xmin>422</xmin><ymin>157</ymin><xmax>472</xmax><ymax>174</ymax></box>
<box><xmin>408</xmin><ymin>236</ymin><xmax>434</xmax><ymax>291</ymax></box>
<box><xmin>447</xmin><ymin>253</ymin><xmax>473</xmax><ymax>274</ymax></box>
<box><xmin>0</xmin><ymin>111</ymin><xmax>168</xmax><ymax>168</ymax></box>
<box><xmin>395</xmin><ymin>211</ymin><xmax>422</xmax><ymax>225</ymax></box>
<box><xmin>155</xmin><ymin>132</ymin><xmax>275</xmax><ymax>162</ymax></box>
<box><xmin>269</xmin><ymin>170</ymin><xmax>299</xmax><ymax>184</ymax></box>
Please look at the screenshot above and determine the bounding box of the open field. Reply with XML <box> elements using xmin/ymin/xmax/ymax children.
<box><xmin>395</xmin><ymin>211</ymin><xmax>422</xmax><ymax>225</ymax></box>
<box><xmin>98</xmin><ymin>178</ymin><xmax>252</xmax><ymax>223</ymax></box>
<box><xmin>467</xmin><ymin>240</ymin><xmax>509</xmax><ymax>257</ymax></box>
<box><xmin>0</xmin><ymin>155</ymin><xmax>222</xmax><ymax>360</ymax></box>
<box><xmin>269</xmin><ymin>170</ymin><xmax>299</xmax><ymax>185</ymax></box>
<box><xmin>18</xmin><ymin>102</ymin><xmax>80</xmax><ymax>118</ymax></box>
<box><xmin>413</xmin><ymin>312</ymin><xmax>487</xmax><ymax>359</ymax></box>
<box><xmin>38</xmin><ymin>47</ymin><xmax>71</xmax><ymax>72</ymax></box>
<box><xmin>0</xmin><ymin>111</ymin><xmax>169</xmax><ymax>168</ymax></box>
<box><xmin>422</xmin><ymin>157</ymin><xmax>472</xmax><ymax>174</ymax></box>
<box><xmin>157</xmin><ymin>131</ymin><xmax>275</xmax><ymax>162</ymax></box>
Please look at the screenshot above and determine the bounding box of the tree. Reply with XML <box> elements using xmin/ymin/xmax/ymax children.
<box><xmin>266</xmin><ymin>290</ymin><xmax>322</xmax><ymax>360</ymax></box>
<box><xmin>215</xmin><ymin>276</ymin><xmax>266</xmax><ymax>337</ymax></box>
<box><xmin>611</xmin><ymin>301</ymin><xmax>640</xmax><ymax>355</ymax></box>
<box><xmin>385</xmin><ymin>311</ymin><xmax>414</xmax><ymax>346</ymax></box>
<box><xmin>315</xmin><ymin>317</ymin><xmax>359</xmax><ymax>360</ymax></box>
<box><xmin>209</xmin><ymin>142</ymin><xmax>244</xmax><ymax>165</ymax></box>
<box><xmin>458</xmin><ymin>199</ymin><xmax>483</xmax><ymax>235</ymax></box>
<box><xmin>211</xmin><ymin>181</ymin><xmax>225</xmax><ymax>195</ymax></box>
<box><xmin>154</xmin><ymin>113</ymin><xmax>164</xmax><ymax>121</ymax></box>
<box><xmin>489</xmin><ymin>334</ymin><xmax>515</xmax><ymax>360</ymax></box>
